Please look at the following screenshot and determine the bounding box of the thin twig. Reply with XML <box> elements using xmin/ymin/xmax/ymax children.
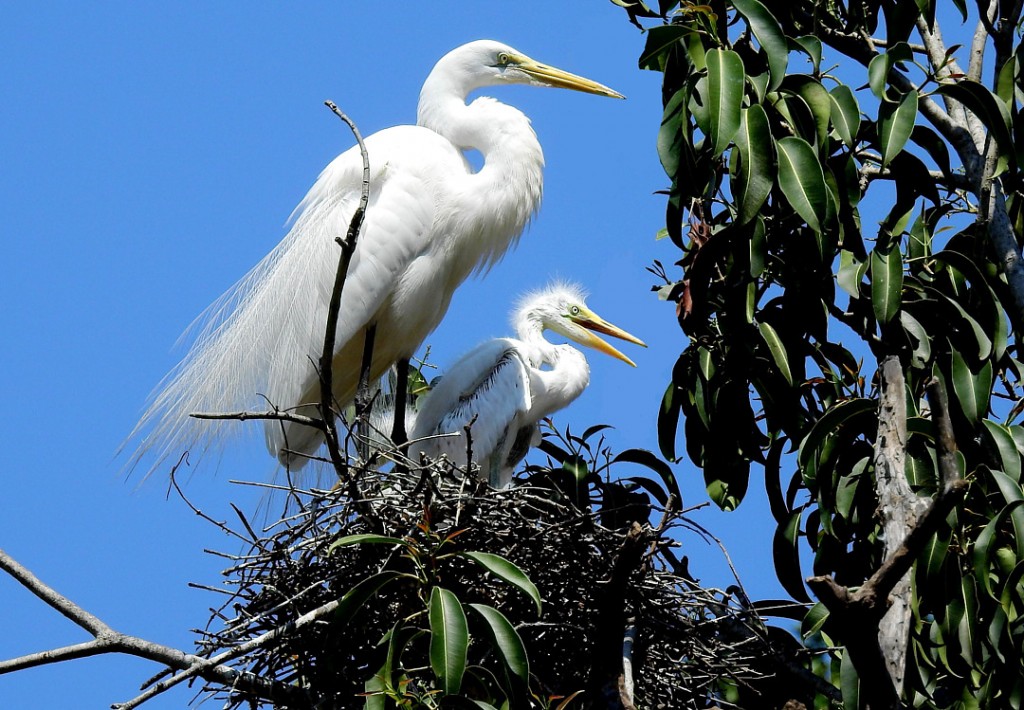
<box><xmin>319</xmin><ymin>100</ymin><xmax>371</xmax><ymax>482</ymax></box>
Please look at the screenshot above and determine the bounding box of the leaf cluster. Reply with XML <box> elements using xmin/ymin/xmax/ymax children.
<box><xmin>616</xmin><ymin>0</ymin><xmax>1024</xmax><ymax>705</ymax></box>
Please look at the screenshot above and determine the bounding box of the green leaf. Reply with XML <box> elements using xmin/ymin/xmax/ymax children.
<box><xmin>996</xmin><ymin>56</ymin><xmax>1016</xmax><ymax>103</ymax></box>
<box><xmin>836</xmin><ymin>456</ymin><xmax>869</xmax><ymax>519</ymax></box>
<box><xmin>734</xmin><ymin>105</ymin><xmax>773</xmax><ymax>224</ymax></box>
<box><xmin>732</xmin><ymin>0</ymin><xmax>789</xmax><ymax>89</ymax></box>
<box><xmin>989</xmin><ymin>468</ymin><xmax>1024</xmax><ymax>558</ymax></box>
<box><xmin>900</xmin><ymin>311</ymin><xmax>931</xmax><ymax>369</ymax></box>
<box><xmin>777</xmin><ymin>136</ymin><xmax>828</xmax><ymax>232</ymax></box>
<box><xmin>908</xmin><ymin>209</ymin><xmax>931</xmax><ymax>263</ymax></box>
<box><xmin>921</xmin><ymin>284</ymin><xmax>993</xmax><ymax>360</ymax></box>
<box><xmin>867</xmin><ymin>54</ymin><xmax>890</xmax><ymax>101</ymax></box>
<box><xmin>562</xmin><ymin>455</ymin><xmax>589</xmax><ymax>483</ymax></box>
<box><xmin>867</xmin><ymin>42</ymin><xmax>912</xmax><ymax>101</ymax></box>
<box><xmin>659</xmin><ymin>381</ymin><xmax>681</xmax><ymax>462</ymax></box>
<box><xmin>336</xmin><ymin>571</ymin><xmax>407</xmax><ymax>627</ymax></box>
<box><xmin>429</xmin><ymin>587</ymin><xmax>468</xmax><ymax>695</ymax></box>
<box><xmin>363</xmin><ymin>673</ymin><xmax>386</xmax><ymax>710</ymax></box>
<box><xmin>878</xmin><ymin>90</ymin><xmax>918</xmax><ymax>167</ymax></box>
<box><xmin>801</xmin><ymin>601</ymin><xmax>830</xmax><ymax>638</ymax></box>
<box><xmin>467</xmin><ymin>604</ymin><xmax>529</xmax><ymax>682</ymax></box>
<box><xmin>951</xmin><ymin>350</ymin><xmax>991</xmax><ymax>424</ymax></box>
<box><xmin>973</xmin><ymin>501</ymin><xmax>1024</xmax><ymax>597</ymax></box>
<box><xmin>329</xmin><ymin>534</ymin><xmax>410</xmax><ymax>553</ymax></box>
<box><xmin>932</xmin><ymin>248</ymin><xmax>1007</xmax><ymax>360</ymax></box>
<box><xmin>658</xmin><ymin>89</ymin><xmax>687</xmax><ymax>178</ymax></box>
<box><xmin>837</xmin><ymin>249</ymin><xmax>867</xmax><ymax>298</ymax></box>
<box><xmin>920</xmin><ymin>527</ymin><xmax>950</xmax><ymax>590</ymax></box>
<box><xmin>773</xmin><ymin>510</ymin><xmax>811</xmax><ymax>602</ymax></box>
<box><xmin>639</xmin><ymin>25</ymin><xmax>688</xmax><ymax>71</ymax></box>
<box><xmin>704</xmin><ymin>48</ymin><xmax>745</xmax><ymax>156</ymax></box>
<box><xmin>957</xmin><ymin>576</ymin><xmax>978</xmax><ymax>667</ymax></box>
<box><xmin>461</xmin><ymin>552</ymin><xmax>542</xmax><ymax>615</ymax></box>
<box><xmin>750</xmin><ymin>216</ymin><xmax>766</xmax><ymax>276</ymax></box>
<box><xmin>758</xmin><ymin>321</ymin><xmax>793</xmax><ymax>386</ymax></box>
<box><xmin>829</xmin><ymin>85</ymin><xmax>861</xmax><ymax>149</ymax></box>
<box><xmin>784</xmin><ymin>75</ymin><xmax>831</xmax><ymax>149</ymax></box>
<box><xmin>368</xmin><ymin>621</ymin><xmax>419</xmax><ymax>704</ymax></box>
<box><xmin>613</xmin><ymin>447</ymin><xmax>682</xmax><ymax>504</ymax></box>
<box><xmin>792</xmin><ymin>36</ymin><xmax>822</xmax><ymax>74</ymax></box>
<box><xmin>935</xmin><ymin>81</ymin><xmax>1014</xmax><ymax>158</ymax></box>
<box><xmin>870</xmin><ymin>246</ymin><xmax>903</xmax><ymax>325</ymax></box>
<box><xmin>798</xmin><ymin>398</ymin><xmax>876</xmax><ymax>470</ymax></box>
<box><xmin>984</xmin><ymin>421</ymin><xmax>1022</xmax><ymax>481</ymax></box>
<box><xmin>840</xmin><ymin>650</ymin><xmax>860</xmax><ymax>710</ymax></box>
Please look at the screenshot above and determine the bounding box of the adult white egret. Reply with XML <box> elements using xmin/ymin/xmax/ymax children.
<box><xmin>129</xmin><ymin>40</ymin><xmax>622</xmax><ymax>471</ymax></box>
<box><xmin>408</xmin><ymin>283</ymin><xmax>646</xmax><ymax>488</ymax></box>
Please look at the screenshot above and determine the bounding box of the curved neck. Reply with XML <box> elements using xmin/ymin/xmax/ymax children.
<box><xmin>514</xmin><ymin>311</ymin><xmax>549</xmax><ymax>353</ymax></box>
<box><xmin>417</xmin><ymin>73</ymin><xmax>544</xmax><ymax>185</ymax></box>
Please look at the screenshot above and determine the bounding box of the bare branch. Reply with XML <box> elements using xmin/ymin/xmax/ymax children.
<box><xmin>968</xmin><ymin>16</ymin><xmax>989</xmax><ymax>82</ymax></box>
<box><xmin>319</xmin><ymin>100</ymin><xmax>370</xmax><ymax>481</ymax></box>
<box><xmin>114</xmin><ymin>593</ymin><xmax>348</xmax><ymax>708</ymax></box>
<box><xmin>859</xmin><ymin>164</ymin><xmax>972</xmax><ymax>191</ymax></box>
<box><xmin>0</xmin><ymin>547</ymin><xmax>112</xmax><ymax>637</ymax></box>
<box><xmin>925</xmin><ymin>377</ymin><xmax>961</xmax><ymax>490</ymax></box>
<box><xmin>0</xmin><ymin>547</ymin><xmax>306</xmax><ymax>707</ymax></box>
<box><xmin>190</xmin><ymin>409</ymin><xmax>324</xmax><ymax>429</ymax></box>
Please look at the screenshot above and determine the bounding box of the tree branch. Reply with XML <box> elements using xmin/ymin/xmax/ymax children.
<box><xmin>859</xmin><ymin>164</ymin><xmax>972</xmax><ymax>191</ymax></box>
<box><xmin>817</xmin><ymin>17</ymin><xmax>1024</xmax><ymax>328</ymax></box>
<box><xmin>319</xmin><ymin>100</ymin><xmax>370</xmax><ymax>481</ymax></box>
<box><xmin>0</xmin><ymin>547</ymin><xmax>307</xmax><ymax>707</ymax></box>
<box><xmin>807</xmin><ymin>368</ymin><xmax>969</xmax><ymax>709</ymax></box>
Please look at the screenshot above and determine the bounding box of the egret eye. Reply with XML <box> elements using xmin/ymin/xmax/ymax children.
<box><xmin>497</xmin><ymin>52</ymin><xmax>511</xmax><ymax>66</ymax></box>
<box><xmin>570</xmin><ymin>305</ymin><xmax>580</xmax><ymax>316</ymax></box>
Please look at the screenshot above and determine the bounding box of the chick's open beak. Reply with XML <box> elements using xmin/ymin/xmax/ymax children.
<box><xmin>572</xmin><ymin>309</ymin><xmax>647</xmax><ymax>367</ymax></box>
<box><xmin>515</xmin><ymin>55</ymin><xmax>625</xmax><ymax>99</ymax></box>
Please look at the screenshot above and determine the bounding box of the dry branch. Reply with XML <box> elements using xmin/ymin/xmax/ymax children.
<box><xmin>318</xmin><ymin>100</ymin><xmax>370</xmax><ymax>481</ymax></box>
<box><xmin>0</xmin><ymin>547</ymin><xmax>307</xmax><ymax>708</ymax></box>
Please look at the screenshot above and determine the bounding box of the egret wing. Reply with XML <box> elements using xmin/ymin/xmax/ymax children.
<box><xmin>411</xmin><ymin>338</ymin><xmax>532</xmax><ymax>469</ymax></box>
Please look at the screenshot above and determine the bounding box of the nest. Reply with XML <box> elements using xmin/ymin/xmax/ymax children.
<box><xmin>188</xmin><ymin>461</ymin><xmax>787</xmax><ymax>709</ymax></box>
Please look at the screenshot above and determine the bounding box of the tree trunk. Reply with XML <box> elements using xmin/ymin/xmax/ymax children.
<box><xmin>873</xmin><ymin>355</ymin><xmax>929</xmax><ymax>693</ymax></box>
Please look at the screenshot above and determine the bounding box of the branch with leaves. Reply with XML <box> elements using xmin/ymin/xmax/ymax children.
<box><xmin>616</xmin><ymin>0</ymin><xmax>1024</xmax><ymax>706</ymax></box>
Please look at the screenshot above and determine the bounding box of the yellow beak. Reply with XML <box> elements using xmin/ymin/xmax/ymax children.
<box><xmin>515</xmin><ymin>56</ymin><xmax>625</xmax><ymax>99</ymax></box>
<box><xmin>571</xmin><ymin>309</ymin><xmax>646</xmax><ymax>367</ymax></box>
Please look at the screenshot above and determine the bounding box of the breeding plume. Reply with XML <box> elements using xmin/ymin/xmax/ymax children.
<box><xmin>129</xmin><ymin>40</ymin><xmax>622</xmax><ymax>470</ymax></box>
<box><xmin>409</xmin><ymin>283</ymin><xmax>645</xmax><ymax>488</ymax></box>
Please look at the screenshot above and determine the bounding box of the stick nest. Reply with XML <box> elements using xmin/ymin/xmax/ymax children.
<box><xmin>191</xmin><ymin>464</ymin><xmax>780</xmax><ymax>708</ymax></box>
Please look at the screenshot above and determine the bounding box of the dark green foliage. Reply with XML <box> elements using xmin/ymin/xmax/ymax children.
<box><xmin>616</xmin><ymin>0</ymin><xmax>1024</xmax><ymax>706</ymax></box>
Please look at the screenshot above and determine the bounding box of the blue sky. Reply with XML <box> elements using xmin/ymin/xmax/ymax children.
<box><xmin>0</xmin><ymin>4</ymin><xmax>793</xmax><ymax>707</ymax></box>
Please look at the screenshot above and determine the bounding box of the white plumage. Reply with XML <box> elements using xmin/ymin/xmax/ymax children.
<box><xmin>127</xmin><ymin>40</ymin><xmax>622</xmax><ymax>472</ymax></box>
<box><xmin>409</xmin><ymin>283</ymin><xmax>646</xmax><ymax>488</ymax></box>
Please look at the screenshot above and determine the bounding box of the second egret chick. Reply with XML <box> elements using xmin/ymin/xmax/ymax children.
<box><xmin>409</xmin><ymin>283</ymin><xmax>645</xmax><ymax>487</ymax></box>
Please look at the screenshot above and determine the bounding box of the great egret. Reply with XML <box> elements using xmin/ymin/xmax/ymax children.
<box><xmin>129</xmin><ymin>40</ymin><xmax>622</xmax><ymax>471</ymax></box>
<box><xmin>408</xmin><ymin>283</ymin><xmax>645</xmax><ymax>488</ymax></box>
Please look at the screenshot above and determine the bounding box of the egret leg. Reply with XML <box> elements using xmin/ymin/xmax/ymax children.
<box><xmin>355</xmin><ymin>324</ymin><xmax>377</xmax><ymax>460</ymax></box>
<box><xmin>391</xmin><ymin>358</ymin><xmax>410</xmax><ymax>448</ymax></box>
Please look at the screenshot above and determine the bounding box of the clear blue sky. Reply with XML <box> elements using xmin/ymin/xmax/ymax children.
<box><xmin>0</xmin><ymin>4</ymin><xmax>787</xmax><ymax>707</ymax></box>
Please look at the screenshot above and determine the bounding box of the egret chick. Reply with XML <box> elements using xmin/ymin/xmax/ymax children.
<box><xmin>409</xmin><ymin>283</ymin><xmax>645</xmax><ymax>487</ymax></box>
